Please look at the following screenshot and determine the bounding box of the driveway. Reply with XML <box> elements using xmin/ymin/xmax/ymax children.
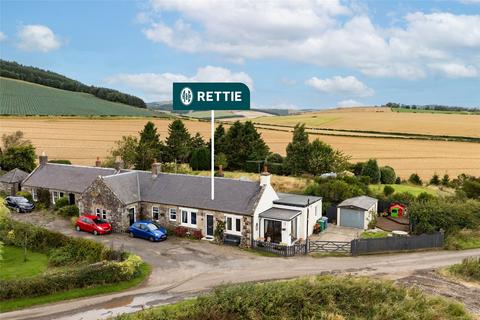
<box><xmin>310</xmin><ymin>224</ymin><xmax>361</xmax><ymax>242</ymax></box>
<box><xmin>4</xmin><ymin>212</ymin><xmax>480</xmax><ymax>320</ymax></box>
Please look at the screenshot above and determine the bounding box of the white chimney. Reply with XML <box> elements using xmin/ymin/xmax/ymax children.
<box><xmin>39</xmin><ymin>151</ymin><xmax>48</xmax><ymax>166</ymax></box>
<box><xmin>260</xmin><ymin>165</ymin><xmax>271</xmax><ymax>187</ymax></box>
<box><xmin>152</xmin><ymin>162</ymin><xmax>162</xmax><ymax>177</ymax></box>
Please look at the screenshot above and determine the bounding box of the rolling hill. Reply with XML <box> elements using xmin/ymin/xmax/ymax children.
<box><xmin>0</xmin><ymin>77</ymin><xmax>160</xmax><ymax>117</ymax></box>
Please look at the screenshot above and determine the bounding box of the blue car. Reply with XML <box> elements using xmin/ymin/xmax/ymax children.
<box><xmin>128</xmin><ymin>220</ymin><xmax>167</xmax><ymax>242</ymax></box>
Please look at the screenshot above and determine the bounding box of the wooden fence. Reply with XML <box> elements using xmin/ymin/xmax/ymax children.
<box><xmin>350</xmin><ymin>232</ymin><xmax>444</xmax><ymax>255</ymax></box>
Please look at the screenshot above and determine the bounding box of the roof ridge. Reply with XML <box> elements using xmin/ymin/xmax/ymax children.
<box><xmin>46</xmin><ymin>163</ymin><xmax>117</xmax><ymax>171</ymax></box>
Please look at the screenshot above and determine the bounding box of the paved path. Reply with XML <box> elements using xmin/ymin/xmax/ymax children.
<box><xmin>3</xmin><ymin>213</ymin><xmax>480</xmax><ymax>320</ymax></box>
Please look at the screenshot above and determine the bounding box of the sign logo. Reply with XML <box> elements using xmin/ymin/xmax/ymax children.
<box><xmin>173</xmin><ymin>82</ymin><xmax>250</xmax><ymax>111</ymax></box>
<box><xmin>180</xmin><ymin>87</ymin><xmax>193</xmax><ymax>106</ymax></box>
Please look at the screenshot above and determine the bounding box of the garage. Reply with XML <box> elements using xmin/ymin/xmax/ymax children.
<box><xmin>336</xmin><ymin>196</ymin><xmax>378</xmax><ymax>230</ymax></box>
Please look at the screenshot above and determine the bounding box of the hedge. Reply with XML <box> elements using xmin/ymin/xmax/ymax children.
<box><xmin>0</xmin><ymin>255</ymin><xmax>142</xmax><ymax>299</ymax></box>
<box><xmin>0</xmin><ymin>215</ymin><xmax>143</xmax><ymax>300</ymax></box>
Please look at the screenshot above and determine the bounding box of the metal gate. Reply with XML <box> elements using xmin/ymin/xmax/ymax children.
<box><xmin>308</xmin><ymin>240</ymin><xmax>351</xmax><ymax>254</ymax></box>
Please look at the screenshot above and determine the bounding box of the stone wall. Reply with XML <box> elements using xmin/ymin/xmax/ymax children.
<box><xmin>0</xmin><ymin>182</ymin><xmax>16</xmax><ymax>195</ymax></box>
<box><xmin>81</xmin><ymin>178</ymin><xmax>127</xmax><ymax>232</ymax></box>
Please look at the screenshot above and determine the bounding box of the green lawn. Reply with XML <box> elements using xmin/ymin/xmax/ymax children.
<box><xmin>0</xmin><ymin>263</ymin><xmax>151</xmax><ymax>313</ymax></box>
<box><xmin>0</xmin><ymin>246</ymin><xmax>49</xmax><ymax>280</ymax></box>
<box><xmin>369</xmin><ymin>183</ymin><xmax>436</xmax><ymax>197</ymax></box>
<box><xmin>361</xmin><ymin>231</ymin><xmax>389</xmax><ymax>239</ymax></box>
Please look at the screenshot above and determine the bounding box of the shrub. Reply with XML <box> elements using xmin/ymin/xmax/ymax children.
<box><xmin>361</xmin><ymin>159</ymin><xmax>380</xmax><ymax>184</ymax></box>
<box><xmin>395</xmin><ymin>177</ymin><xmax>401</xmax><ymax>184</ymax></box>
<box><xmin>441</xmin><ymin>174</ymin><xmax>450</xmax><ymax>186</ymax></box>
<box><xmin>214</xmin><ymin>220</ymin><xmax>225</xmax><ymax>243</ymax></box>
<box><xmin>54</xmin><ymin>197</ymin><xmax>69</xmax><ymax>210</ymax></box>
<box><xmin>15</xmin><ymin>191</ymin><xmax>33</xmax><ymax>202</ymax></box>
<box><xmin>190</xmin><ymin>230</ymin><xmax>203</xmax><ymax>240</ymax></box>
<box><xmin>57</xmin><ymin>204</ymin><xmax>79</xmax><ymax>217</ymax></box>
<box><xmin>48</xmin><ymin>159</ymin><xmax>72</xmax><ymax>165</ymax></box>
<box><xmin>70</xmin><ymin>216</ymin><xmax>78</xmax><ymax>227</ymax></box>
<box><xmin>429</xmin><ymin>174</ymin><xmax>440</xmax><ymax>185</ymax></box>
<box><xmin>448</xmin><ymin>257</ymin><xmax>480</xmax><ymax>282</ymax></box>
<box><xmin>174</xmin><ymin>226</ymin><xmax>188</xmax><ymax>237</ymax></box>
<box><xmin>408</xmin><ymin>173</ymin><xmax>422</xmax><ymax>185</ymax></box>
<box><xmin>380</xmin><ymin>166</ymin><xmax>396</xmax><ymax>184</ymax></box>
<box><xmin>36</xmin><ymin>188</ymin><xmax>51</xmax><ymax>208</ymax></box>
<box><xmin>383</xmin><ymin>185</ymin><xmax>395</xmax><ymax>196</ymax></box>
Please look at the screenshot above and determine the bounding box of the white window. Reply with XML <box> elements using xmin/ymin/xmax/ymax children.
<box><xmin>180</xmin><ymin>208</ymin><xmax>198</xmax><ymax>228</ymax></box>
<box><xmin>225</xmin><ymin>215</ymin><xmax>242</xmax><ymax>235</ymax></box>
<box><xmin>31</xmin><ymin>189</ymin><xmax>38</xmax><ymax>201</ymax></box>
<box><xmin>52</xmin><ymin>191</ymin><xmax>59</xmax><ymax>204</ymax></box>
<box><xmin>152</xmin><ymin>207</ymin><xmax>159</xmax><ymax>220</ymax></box>
<box><xmin>169</xmin><ymin>208</ymin><xmax>177</xmax><ymax>221</ymax></box>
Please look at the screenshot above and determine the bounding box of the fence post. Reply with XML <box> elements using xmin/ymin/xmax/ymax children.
<box><xmin>350</xmin><ymin>239</ymin><xmax>357</xmax><ymax>256</ymax></box>
<box><xmin>305</xmin><ymin>239</ymin><xmax>309</xmax><ymax>255</ymax></box>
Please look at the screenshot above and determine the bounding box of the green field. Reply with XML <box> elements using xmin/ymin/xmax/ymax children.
<box><xmin>0</xmin><ymin>77</ymin><xmax>158</xmax><ymax>116</ymax></box>
<box><xmin>369</xmin><ymin>183</ymin><xmax>438</xmax><ymax>196</ymax></box>
<box><xmin>187</xmin><ymin>110</ymin><xmax>240</xmax><ymax>119</ymax></box>
<box><xmin>0</xmin><ymin>246</ymin><xmax>49</xmax><ymax>280</ymax></box>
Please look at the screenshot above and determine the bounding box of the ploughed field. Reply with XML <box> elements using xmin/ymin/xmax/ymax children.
<box><xmin>0</xmin><ymin>116</ymin><xmax>479</xmax><ymax>179</ymax></box>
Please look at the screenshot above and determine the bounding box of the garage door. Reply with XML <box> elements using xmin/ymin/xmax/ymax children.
<box><xmin>339</xmin><ymin>208</ymin><xmax>364</xmax><ymax>229</ymax></box>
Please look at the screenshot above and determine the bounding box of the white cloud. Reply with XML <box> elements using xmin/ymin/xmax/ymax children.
<box><xmin>428</xmin><ymin>63</ymin><xmax>478</xmax><ymax>78</ymax></box>
<box><xmin>106</xmin><ymin>66</ymin><xmax>253</xmax><ymax>101</ymax></box>
<box><xmin>140</xmin><ymin>2</ymin><xmax>480</xmax><ymax>79</ymax></box>
<box><xmin>17</xmin><ymin>25</ymin><xmax>61</xmax><ymax>52</ymax></box>
<box><xmin>306</xmin><ymin>76</ymin><xmax>374</xmax><ymax>97</ymax></box>
<box><xmin>337</xmin><ymin>99</ymin><xmax>365</xmax><ymax>107</ymax></box>
<box><xmin>0</xmin><ymin>32</ymin><xmax>6</xmax><ymax>42</ymax></box>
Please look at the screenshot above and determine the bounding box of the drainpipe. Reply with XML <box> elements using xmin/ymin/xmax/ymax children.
<box><xmin>305</xmin><ymin>199</ymin><xmax>310</xmax><ymax>254</ymax></box>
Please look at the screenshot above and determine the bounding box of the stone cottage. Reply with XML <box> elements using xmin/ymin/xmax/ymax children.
<box><xmin>0</xmin><ymin>168</ymin><xmax>29</xmax><ymax>195</ymax></box>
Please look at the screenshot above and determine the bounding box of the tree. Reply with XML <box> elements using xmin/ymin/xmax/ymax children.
<box><xmin>380</xmin><ymin>166</ymin><xmax>396</xmax><ymax>184</ymax></box>
<box><xmin>213</xmin><ymin>124</ymin><xmax>227</xmax><ymax>155</ymax></box>
<box><xmin>223</xmin><ymin>121</ymin><xmax>269</xmax><ymax>170</ymax></box>
<box><xmin>429</xmin><ymin>174</ymin><xmax>440</xmax><ymax>185</ymax></box>
<box><xmin>284</xmin><ymin>123</ymin><xmax>309</xmax><ymax>176</ymax></box>
<box><xmin>215</xmin><ymin>152</ymin><xmax>228</xmax><ymax>169</ymax></box>
<box><xmin>106</xmin><ymin>136</ymin><xmax>139</xmax><ymax>169</ymax></box>
<box><xmin>190</xmin><ymin>147</ymin><xmax>210</xmax><ymax>170</ymax></box>
<box><xmin>308</xmin><ymin>139</ymin><xmax>350</xmax><ymax>175</ymax></box>
<box><xmin>191</xmin><ymin>133</ymin><xmax>206</xmax><ymax>149</ymax></box>
<box><xmin>441</xmin><ymin>174</ymin><xmax>450</xmax><ymax>186</ymax></box>
<box><xmin>1</xmin><ymin>145</ymin><xmax>36</xmax><ymax>172</ymax></box>
<box><xmin>351</xmin><ymin>162</ymin><xmax>365</xmax><ymax>176</ymax></box>
<box><xmin>408</xmin><ymin>173</ymin><xmax>423</xmax><ymax>185</ymax></box>
<box><xmin>462</xmin><ymin>179</ymin><xmax>480</xmax><ymax>199</ymax></box>
<box><xmin>361</xmin><ymin>159</ymin><xmax>381</xmax><ymax>184</ymax></box>
<box><xmin>2</xmin><ymin>131</ymin><xmax>30</xmax><ymax>149</ymax></box>
<box><xmin>383</xmin><ymin>185</ymin><xmax>395</xmax><ymax>196</ymax></box>
<box><xmin>134</xmin><ymin>122</ymin><xmax>163</xmax><ymax>170</ymax></box>
<box><xmin>165</xmin><ymin>120</ymin><xmax>192</xmax><ymax>163</ymax></box>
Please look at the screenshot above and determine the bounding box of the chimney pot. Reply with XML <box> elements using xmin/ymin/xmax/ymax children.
<box><xmin>217</xmin><ymin>164</ymin><xmax>224</xmax><ymax>177</ymax></box>
<box><xmin>39</xmin><ymin>152</ymin><xmax>48</xmax><ymax>166</ymax></box>
<box><xmin>114</xmin><ymin>156</ymin><xmax>123</xmax><ymax>171</ymax></box>
<box><xmin>95</xmin><ymin>156</ymin><xmax>102</xmax><ymax>167</ymax></box>
<box><xmin>260</xmin><ymin>164</ymin><xmax>271</xmax><ymax>186</ymax></box>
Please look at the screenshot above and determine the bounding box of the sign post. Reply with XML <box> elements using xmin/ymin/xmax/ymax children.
<box><xmin>172</xmin><ymin>82</ymin><xmax>250</xmax><ymax>200</ymax></box>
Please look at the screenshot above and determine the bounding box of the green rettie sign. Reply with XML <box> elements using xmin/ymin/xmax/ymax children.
<box><xmin>173</xmin><ymin>82</ymin><xmax>250</xmax><ymax>111</ymax></box>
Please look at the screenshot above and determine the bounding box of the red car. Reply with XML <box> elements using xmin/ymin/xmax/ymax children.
<box><xmin>75</xmin><ymin>215</ymin><xmax>112</xmax><ymax>235</ymax></box>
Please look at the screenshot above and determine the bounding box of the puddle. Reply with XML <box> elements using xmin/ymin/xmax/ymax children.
<box><xmin>54</xmin><ymin>293</ymin><xmax>176</xmax><ymax>320</ymax></box>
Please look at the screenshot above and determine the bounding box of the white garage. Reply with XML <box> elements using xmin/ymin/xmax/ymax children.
<box><xmin>336</xmin><ymin>196</ymin><xmax>378</xmax><ymax>230</ymax></box>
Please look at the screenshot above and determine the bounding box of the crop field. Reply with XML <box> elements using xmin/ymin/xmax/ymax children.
<box><xmin>0</xmin><ymin>77</ymin><xmax>158</xmax><ymax>117</ymax></box>
<box><xmin>1</xmin><ymin>117</ymin><xmax>479</xmax><ymax>179</ymax></box>
<box><xmin>252</xmin><ymin>107</ymin><xmax>480</xmax><ymax>138</ymax></box>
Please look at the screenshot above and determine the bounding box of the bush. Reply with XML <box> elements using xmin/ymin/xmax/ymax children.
<box><xmin>380</xmin><ymin>166</ymin><xmax>396</xmax><ymax>184</ymax></box>
<box><xmin>441</xmin><ymin>174</ymin><xmax>450</xmax><ymax>186</ymax></box>
<box><xmin>383</xmin><ymin>185</ymin><xmax>395</xmax><ymax>196</ymax></box>
<box><xmin>174</xmin><ymin>226</ymin><xmax>188</xmax><ymax>237</ymax></box>
<box><xmin>190</xmin><ymin>230</ymin><xmax>203</xmax><ymax>240</ymax></box>
<box><xmin>48</xmin><ymin>160</ymin><xmax>72</xmax><ymax>165</ymax></box>
<box><xmin>15</xmin><ymin>191</ymin><xmax>33</xmax><ymax>202</ymax></box>
<box><xmin>54</xmin><ymin>197</ymin><xmax>69</xmax><ymax>210</ymax></box>
<box><xmin>448</xmin><ymin>257</ymin><xmax>480</xmax><ymax>282</ymax></box>
<box><xmin>395</xmin><ymin>177</ymin><xmax>401</xmax><ymax>184</ymax></box>
<box><xmin>408</xmin><ymin>173</ymin><xmax>422</xmax><ymax>185</ymax></box>
<box><xmin>429</xmin><ymin>174</ymin><xmax>440</xmax><ymax>185</ymax></box>
<box><xmin>361</xmin><ymin>159</ymin><xmax>380</xmax><ymax>184</ymax></box>
<box><xmin>36</xmin><ymin>188</ymin><xmax>51</xmax><ymax>208</ymax></box>
<box><xmin>57</xmin><ymin>204</ymin><xmax>79</xmax><ymax>217</ymax></box>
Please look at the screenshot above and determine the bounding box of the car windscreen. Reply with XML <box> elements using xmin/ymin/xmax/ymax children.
<box><xmin>147</xmin><ymin>223</ymin><xmax>159</xmax><ymax>231</ymax></box>
<box><xmin>14</xmin><ymin>197</ymin><xmax>29</xmax><ymax>203</ymax></box>
<box><xmin>93</xmin><ymin>218</ymin><xmax>107</xmax><ymax>224</ymax></box>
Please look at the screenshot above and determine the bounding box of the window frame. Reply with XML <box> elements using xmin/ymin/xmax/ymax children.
<box><xmin>152</xmin><ymin>206</ymin><xmax>160</xmax><ymax>221</ymax></box>
<box><xmin>179</xmin><ymin>207</ymin><xmax>198</xmax><ymax>228</ymax></box>
<box><xmin>224</xmin><ymin>214</ymin><xmax>242</xmax><ymax>236</ymax></box>
<box><xmin>169</xmin><ymin>208</ymin><xmax>177</xmax><ymax>221</ymax></box>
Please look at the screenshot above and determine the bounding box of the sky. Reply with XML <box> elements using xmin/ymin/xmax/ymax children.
<box><xmin>0</xmin><ymin>0</ymin><xmax>479</xmax><ymax>109</ymax></box>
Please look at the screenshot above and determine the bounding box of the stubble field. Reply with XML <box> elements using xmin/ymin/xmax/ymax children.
<box><xmin>1</xmin><ymin>115</ymin><xmax>479</xmax><ymax>179</ymax></box>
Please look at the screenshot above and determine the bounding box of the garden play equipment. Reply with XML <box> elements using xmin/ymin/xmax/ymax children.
<box><xmin>389</xmin><ymin>203</ymin><xmax>406</xmax><ymax>218</ymax></box>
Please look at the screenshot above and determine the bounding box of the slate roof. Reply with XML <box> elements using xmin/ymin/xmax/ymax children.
<box><xmin>0</xmin><ymin>168</ymin><xmax>29</xmax><ymax>184</ymax></box>
<box><xmin>274</xmin><ymin>192</ymin><xmax>322</xmax><ymax>207</ymax></box>
<box><xmin>22</xmin><ymin>164</ymin><xmax>118</xmax><ymax>193</ymax></box>
<box><xmin>102</xmin><ymin>171</ymin><xmax>264</xmax><ymax>215</ymax></box>
<box><xmin>337</xmin><ymin>195</ymin><xmax>377</xmax><ymax>211</ymax></box>
<box><xmin>259</xmin><ymin>207</ymin><xmax>301</xmax><ymax>221</ymax></box>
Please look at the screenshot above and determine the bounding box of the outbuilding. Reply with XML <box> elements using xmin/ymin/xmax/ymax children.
<box><xmin>336</xmin><ymin>196</ymin><xmax>378</xmax><ymax>230</ymax></box>
<box><xmin>0</xmin><ymin>168</ymin><xmax>29</xmax><ymax>195</ymax></box>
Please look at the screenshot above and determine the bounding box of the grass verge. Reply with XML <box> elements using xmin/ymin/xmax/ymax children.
<box><xmin>0</xmin><ymin>263</ymin><xmax>151</xmax><ymax>313</ymax></box>
<box><xmin>446</xmin><ymin>257</ymin><xmax>480</xmax><ymax>283</ymax></box>
<box><xmin>445</xmin><ymin>230</ymin><xmax>480</xmax><ymax>250</ymax></box>
<box><xmin>115</xmin><ymin>275</ymin><xmax>473</xmax><ymax>320</ymax></box>
<box><xmin>0</xmin><ymin>246</ymin><xmax>49</xmax><ymax>280</ymax></box>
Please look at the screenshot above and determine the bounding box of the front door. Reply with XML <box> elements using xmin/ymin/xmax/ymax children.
<box><xmin>128</xmin><ymin>208</ymin><xmax>135</xmax><ymax>226</ymax></box>
<box><xmin>206</xmin><ymin>215</ymin><xmax>214</xmax><ymax>237</ymax></box>
<box><xmin>264</xmin><ymin>220</ymin><xmax>282</xmax><ymax>243</ymax></box>
<box><xmin>68</xmin><ymin>193</ymin><xmax>75</xmax><ymax>205</ymax></box>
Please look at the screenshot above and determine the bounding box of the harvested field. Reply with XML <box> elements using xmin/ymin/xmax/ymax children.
<box><xmin>253</xmin><ymin>107</ymin><xmax>480</xmax><ymax>138</ymax></box>
<box><xmin>0</xmin><ymin>117</ymin><xmax>479</xmax><ymax>179</ymax></box>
